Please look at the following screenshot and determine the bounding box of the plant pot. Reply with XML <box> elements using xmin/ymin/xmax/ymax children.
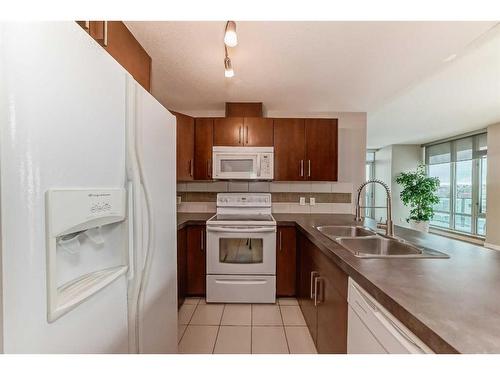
<box><xmin>409</xmin><ymin>220</ymin><xmax>430</xmax><ymax>232</ymax></box>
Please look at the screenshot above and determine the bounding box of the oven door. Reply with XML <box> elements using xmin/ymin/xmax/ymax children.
<box><xmin>212</xmin><ymin>152</ymin><xmax>259</xmax><ymax>179</ymax></box>
<box><xmin>206</xmin><ymin>225</ymin><xmax>276</xmax><ymax>275</ymax></box>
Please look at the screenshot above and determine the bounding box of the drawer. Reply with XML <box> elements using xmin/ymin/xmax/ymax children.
<box><xmin>206</xmin><ymin>275</ymin><xmax>276</xmax><ymax>303</ymax></box>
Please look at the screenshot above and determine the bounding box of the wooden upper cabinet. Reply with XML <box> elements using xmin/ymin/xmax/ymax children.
<box><xmin>244</xmin><ymin>118</ymin><xmax>273</xmax><ymax>146</ymax></box>
<box><xmin>225</xmin><ymin>102</ymin><xmax>263</xmax><ymax>117</ymax></box>
<box><xmin>194</xmin><ymin>118</ymin><xmax>214</xmax><ymax>180</ymax></box>
<box><xmin>176</xmin><ymin>113</ymin><xmax>195</xmax><ymax>181</ymax></box>
<box><xmin>273</xmin><ymin>118</ymin><xmax>306</xmax><ymax>181</ymax></box>
<box><xmin>305</xmin><ymin>119</ymin><xmax>338</xmax><ymax>181</ymax></box>
<box><xmin>213</xmin><ymin>117</ymin><xmax>244</xmax><ymax>146</ymax></box>
<box><xmin>76</xmin><ymin>21</ymin><xmax>151</xmax><ymax>91</ymax></box>
<box><xmin>104</xmin><ymin>22</ymin><xmax>151</xmax><ymax>91</ymax></box>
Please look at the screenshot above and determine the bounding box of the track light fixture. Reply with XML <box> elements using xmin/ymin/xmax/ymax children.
<box><xmin>223</xmin><ymin>21</ymin><xmax>237</xmax><ymax>78</ymax></box>
<box><xmin>224</xmin><ymin>46</ymin><xmax>234</xmax><ymax>78</ymax></box>
<box><xmin>224</xmin><ymin>21</ymin><xmax>238</xmax><ymax>47</ymax></box>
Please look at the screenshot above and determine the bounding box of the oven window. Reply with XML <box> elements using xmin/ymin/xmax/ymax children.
<box><xmin>221</xmin><ymin>159</ymin><xmax>254</xmax><ymax>173</ymax></box>
<box><xmin>219</xmin><ymin>238</ymin><xmax>263</xmax><ymax>264</ymax></box>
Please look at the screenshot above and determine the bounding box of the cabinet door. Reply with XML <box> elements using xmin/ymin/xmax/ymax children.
<box><xmin>243</xmin><ymin>117</ymin><xmax>274</xmax><ymax>146</ymax></box>
<box><xmin>297</xmin><ymin>233</ymin><xmax>318</xmax><ymax>343</ymax></box>
<box><xmin>176</xmin><ymin>113</ymin><xmax>195</xmax><ymax>181</ymax></box>
<box><xmin>273</xmin><ymin>119</ymin><xmax>306</xmax><ymax>181</ymax></box>
<box><xmin>305</xmin><ymin>119</ymin><xmax>338</xmax><ymax>181</ymax></box>
<box><xmin>213</xmin><ymin>117</ymin><xmax>244</xmax><ymax>146</ymax></box>
<box><xmin>276</xmin><ymin>226</ymin><xmax>297</xmax><ymax>296</ymax></box>
<box><xmin>186</xmin><ymin>226</ymin><xmax>206</xmax><ymax>296</ymax></box>
<box><xmin>315</xmin><ymin>247</ymin><xmax>348</xmax><ymax>353</ymax></box>
<box><xmin>194</xmin><ymin>118</ymin><xmax>214</xmax><ymax>180</ymax></box>
<box><xmin>177</xmin><ymin>228</ymin><xmax>187</xmax><ymax>308</ymax></box>
<box><xmin>76</xmin><ymin>21</ymin><xmax>151</xmax><ymax>91</ymax></box>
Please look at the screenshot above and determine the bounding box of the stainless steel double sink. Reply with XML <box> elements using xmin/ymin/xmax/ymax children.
<box><xmin>316</xmin><ymin>225</ymin><xmax>449</xmax><ymax>259</ymax></box>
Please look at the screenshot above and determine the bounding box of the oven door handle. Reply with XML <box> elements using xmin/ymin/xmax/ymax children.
<box><xmin>206</xmin><ymin>226</ymin><xmax>276</xmax><ymax>233</ymax></box>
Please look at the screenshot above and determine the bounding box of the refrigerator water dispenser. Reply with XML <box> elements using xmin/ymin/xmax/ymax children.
<box><xmin>46</xmin><ymin>188</ymin><xmax>128</xmax><ymax>322</ymax></box>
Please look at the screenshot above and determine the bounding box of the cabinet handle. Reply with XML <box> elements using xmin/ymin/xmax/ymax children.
<box><xmin>279</xmin><ymin>230</ymin><xmax>283</xmax><ymax>251</ymax></box>
<box><xmin>103</xmin><ymin>21</ymin><xmax>108</xmax><ymax>47</ymax></box>
<box><xmin>189</xmin><ymin>159</ymin><xmax>193</xmax><ymax>177</ymax></box>
<box><xmin>84</xmin><ymin>21</ymin><xmax>90</xmax><ymax>31</ymax></box>
<box><xmin>314</xmin><ymin>277</ymin><xmax>324</xmax><ymax>306</ymax></box>
<box><xmin>308</xmin><ymin>160</ymin><xmax>311</xmax><ymax>177</ymax></box>
<box><xmin>207</xmin><ymin>159</ymin><xmax>212</xmax><ymax>178</ymax></box>
<box><xmin>300</xmin><ymin>160</ymin><xmax>304</xmax><ymax>177</ymax></box>
<box><xmin>200</xmin><ymin>229</ymin><xmax>204</xmax><ymax>251</ymax></box>
<box><xmin>238</xmin><ymin>126</ymin><xmax>242</xmax><ymax>144</ymax></box>
<box><xmin>314</xmin><ymin>277</ymin><xmax>319</xmax><ymax>306</ymax></box>
<box><xmin>310</xmin><ymin>271</ymin><xmax>319</xmax><ymax>299</ymax></box>
<box><xmin>245</xmin><ymin>126</ymin><xmax>249</xmax><ymax>144</ymax></box>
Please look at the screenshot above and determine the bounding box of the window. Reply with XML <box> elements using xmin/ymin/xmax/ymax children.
<box><xmin>425</xmin><ymin>133</ymin><xmax>487</xmax><ymax>237</ymax></box>
<box><xmin>365</xmin><ymin>151</ymin><xmax>376</xmax><ymax>219</ymax></box>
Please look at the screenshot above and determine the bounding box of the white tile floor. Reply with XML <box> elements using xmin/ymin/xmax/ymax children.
<box><xmin>178</xmin><ymin>297</ymin><xmax>317</xmax><ymax>354</ymax></box>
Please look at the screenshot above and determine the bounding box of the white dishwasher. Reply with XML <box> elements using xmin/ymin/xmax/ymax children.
<box><xmin>347</xmin><ymin>278</ymin><xmax>434</xmax><ymax>354</ymax></box>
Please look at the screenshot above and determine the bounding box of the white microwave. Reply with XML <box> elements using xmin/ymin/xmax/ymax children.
<box><xmin>212</xmin><ymin>146</ymin><xmax>274</xmax><ymax>180</ymax></box>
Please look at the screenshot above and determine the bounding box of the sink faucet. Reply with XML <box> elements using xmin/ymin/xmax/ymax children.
<box><xmin>355</xmin><ymin>179</ymin><xmax>394</xmax><ymax>237</ymax></box>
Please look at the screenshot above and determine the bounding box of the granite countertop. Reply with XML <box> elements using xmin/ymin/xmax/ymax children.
<box><xmin>177</xmin><ymin>212</ymin><xmax>500</xmax><ymax>353</ymax></box>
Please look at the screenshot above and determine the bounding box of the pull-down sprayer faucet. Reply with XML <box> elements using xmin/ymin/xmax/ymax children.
<box><xmin>355</xmin><ymin>179</ymin><xmax>394</xmax><ymax>237</ymax></box>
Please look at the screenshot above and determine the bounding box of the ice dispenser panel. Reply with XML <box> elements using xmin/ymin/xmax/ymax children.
<box><xmin>46</xmin><ymin>188</ymin><xmax>128</xmax><ymax>322</ymax></box>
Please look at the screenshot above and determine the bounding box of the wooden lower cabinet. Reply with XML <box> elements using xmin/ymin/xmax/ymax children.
<box><xmin>297</xmin><ymin>231</ymin><xmax>348</xmax><ymax>353</ymax></box>
<box><xmin>297</xmin><ymin>233</ymin><xmax>319</xmax><ymax>342</ymax></box>
<box><xmin>177</xmin><ymin>227</ymin><xmax>187</xmax><ymax>308</ymax></box>
<box><xmin>315</xmin><ymin>247</ymin><xmax>348</xmax><ymax>353</ymax></box>
<box><xmin>276</xmin><ymin>226</ymin><xmax>297</xmax><ymax>296</ymax></box>
<box><xmin>186</xmin><ymin>225</ymin><xmax>206</xmax><ymax>296</ymax></box>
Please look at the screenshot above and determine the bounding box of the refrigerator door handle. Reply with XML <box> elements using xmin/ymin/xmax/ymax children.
<box><xmin>127</xmin><ymin>181</ymin><xmax>135</xmax><ymax>280</ymax></box>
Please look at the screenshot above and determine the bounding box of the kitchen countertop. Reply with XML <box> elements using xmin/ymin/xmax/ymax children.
<box><xmin>177</xmin><ymin>212</ymin><xmax>214</xmax><ymax>230</ymax></box>
<box><xmin>177</xmin><ymin>212</ymin><xmax>500</xmax><ymax>353</ymax></box>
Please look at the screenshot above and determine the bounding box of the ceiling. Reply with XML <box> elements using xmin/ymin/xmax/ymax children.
<box><xmin>126</xmin><ymin>21</ymin><xmax>499</xmax><ymax>147</ymax></box>
<box><xmin>367</xmin><ymin>24</ymin><xmax>500</xmax><ymax>148</ymax></box>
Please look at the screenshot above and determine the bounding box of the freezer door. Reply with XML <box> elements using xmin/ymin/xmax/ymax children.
<box><xmin>131</xmin><ymin>82</ymin><xmax>178</xmax><ymax>353</ymax></box>
<box><xmin>0</xmin><ymin>22</ymin><xmax>129</xmax><ymax>353</ymax></box>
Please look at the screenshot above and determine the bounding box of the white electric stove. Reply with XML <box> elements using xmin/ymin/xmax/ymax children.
<box><xmin>206</xmin><ymin>193</ymin><xmax>276</xmax><ymax>303</ymax></box>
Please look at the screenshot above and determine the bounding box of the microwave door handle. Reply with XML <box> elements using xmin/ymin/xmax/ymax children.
<box><xmin>257</xmin><ymin>155</ymin><xmax>261</xmax><ymax>177</ymax></box>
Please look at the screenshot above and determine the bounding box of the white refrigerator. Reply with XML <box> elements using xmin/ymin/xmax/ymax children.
<box><xmin>0</xmin><ymin>22</ymin><xmax>178</xmax><ymax>353</ymax></box>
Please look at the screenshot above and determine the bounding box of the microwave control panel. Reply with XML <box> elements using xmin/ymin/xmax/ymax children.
<box><xmin>260</xmin><ymin>153</ymin><xmax>273</xmax><ymax>178</ymax></box>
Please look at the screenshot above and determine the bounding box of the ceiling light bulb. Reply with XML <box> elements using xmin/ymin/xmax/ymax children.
<box><xmin>224</xmin><ymin>21</ymin><xmax>238</xmax><ymax>47</ymax></box>
<box><xmin>224</xmin><ymin>57</ymin><xmax>234</xmax><ymax>78</ymax></box>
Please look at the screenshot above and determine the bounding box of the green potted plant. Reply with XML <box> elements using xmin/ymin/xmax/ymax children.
<box><xmin>395</xmin><ymin>165</ymin><xmax>440</xmax><ymax>232</ymax></box>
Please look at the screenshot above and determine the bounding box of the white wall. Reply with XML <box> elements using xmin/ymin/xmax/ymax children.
<box><xmin>391</xmin><ymin>145</ymin><xmax>424</xmax><ymax>226</ymax></box>
<box><xmin>486</xmin><ymin>123</ymin><xmax>500</xmax><ymax>249</ymax></box>
<box><xmin>374</xmin><ymin>145</ymin><xmax>423</xmax><ymax>226</ymax></box>
<box><xmin>374</xmin><ymin>146</ymin><xmax>392</xmax><ymax>221</ymax></box>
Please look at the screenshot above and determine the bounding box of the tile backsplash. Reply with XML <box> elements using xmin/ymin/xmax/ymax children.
<box><xmin>177</xmin><ymin>181</ymin><xmax>354</xmax><ymax>214</ymax></box>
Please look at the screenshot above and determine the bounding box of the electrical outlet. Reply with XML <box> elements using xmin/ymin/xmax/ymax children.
<box><xmin>299</xmin><ymin>197</ymin><xmax>306</xmax><ymax>206</ymax></box>
<box><xmin>310</xmin><ymin>197</ymin><xmax>316</xmax><ymax>206</ymax></box>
